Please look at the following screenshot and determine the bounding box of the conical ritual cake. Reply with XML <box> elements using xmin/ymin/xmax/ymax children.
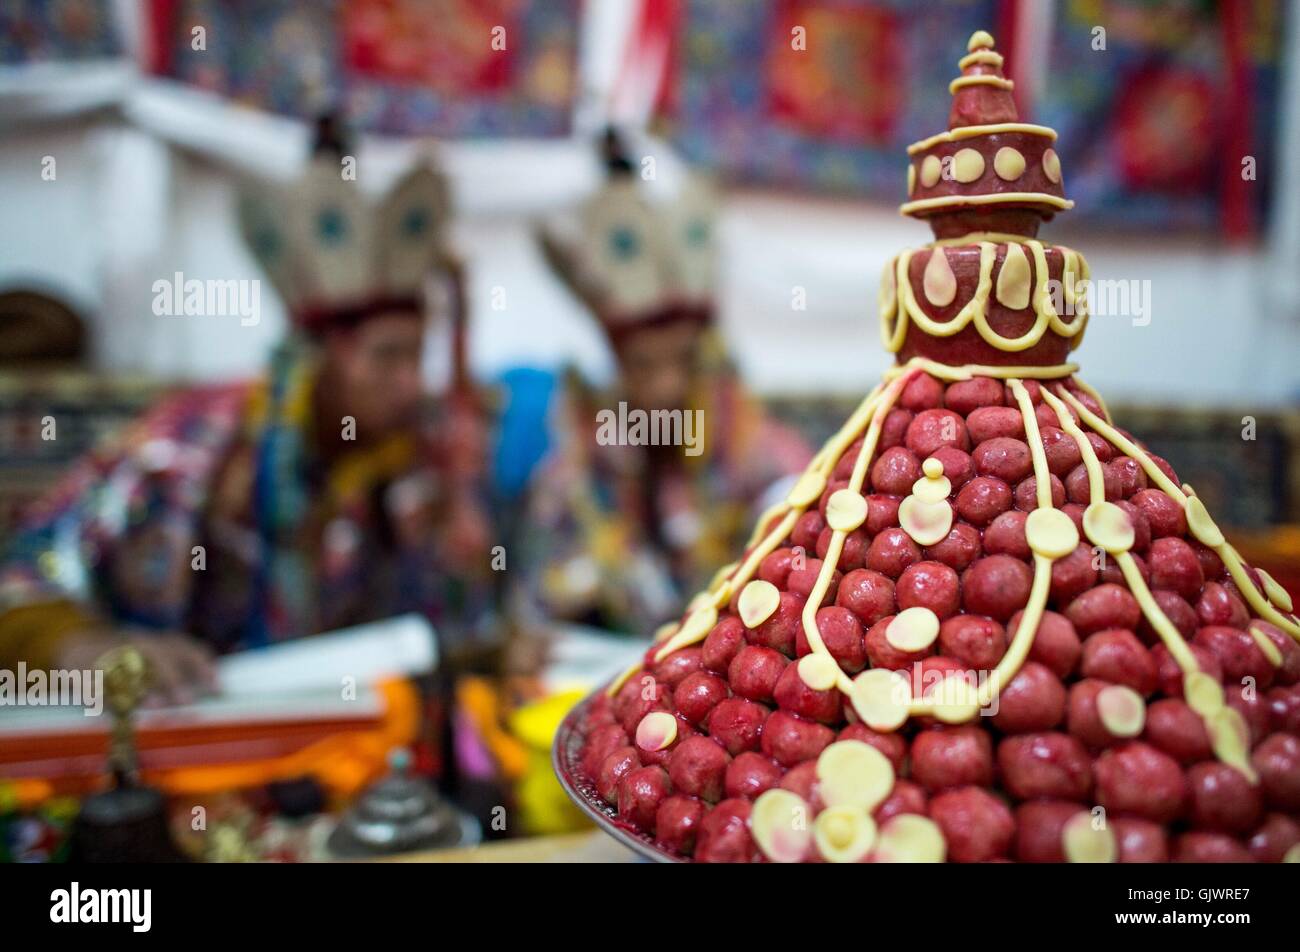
<box><xmin>558</xmin><ymin>31</ymin><xmax>1300</xmax><ymax>863</ymax></box>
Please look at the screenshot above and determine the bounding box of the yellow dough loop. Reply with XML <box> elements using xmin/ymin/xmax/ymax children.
<box><xmin>1083</xmin><ymin>501</ymin><xmax>1135</xmax><ymax>554</ymax></box>
<box><xmin>908</xmin><ymin>122</ymin><xmax>1057</xmax><ymax>156</ymax></box>
<box><xmin>1062</xmin><ymin>812</ymin><xmax>1116</xmax><ymax>863</ymax></box>
<box><xmin>738</xmin><ymin>579</ymin><xmax>781</xmax><ymax>629</ymax></box>
<box><xmin>1249</xmin><ymin>626</ymin><xmax>1284</xmax><ymax>668</ymax></box>
<box><xmin>900</xmin><ymin>192</ymin><xmax>1074</xmax><ymax>216</ymax></box>
<box><xmin>1025</xmin><ymin>507</ymin><xmax>1079</xmax><ymax>559</ymax></box>
<box><xmin>1207</xmin><ymin>706</ymin><xmax>1258</xmax><ymax>783</ymax></box>
<box><xmin>797</xmin><ymin>653</ymin><xmax>841</xmax><ymax>691</ymax></box>
<box><xmin>1258</xmin><ymin>569</ymin><xmax>1295</xmax><ymax>613</ymax></box>
<box><xmin>882</xmin><ymin>356</ymin><xmax>1078</xmax><ymax>383</ymax></box>
<box><xmin>886</xmin><ymin>606</ymin><xmax>941</xmax><ymax>653</ymax></box>
<box><xmin>751</xmin><ymin>789</ymin><xmax>813</xmax><ymax>864</ymax></box>
<box><xmin>1097</xmin><ymin>684</ymin><xmax>1146</xmax><ymax>738</ymax></box>
<box><xmin>816</xmin><ymin>740</ymin><xmax>896</xmax><ymax>813</ymax></box>
<box><xmin>850</xmin><ymin>668</ymin><xmax>911</xmax><ymax>732</ymax></box>
<box><xmin>951</xmin><ymin>147</ymin><xmax>986</xmax><ymax>183</ymax></box>
<box><xmin>826</xmin><ymin>489</ymin><xmax>869</xmax><ymax>532</ymax></box>
<box><xmin>873</xmin><ymin>814</ymin><xmax>946</xmax><ymax>863</ymax></box>
<box><xmin>813</xmin><ymin>807</ymin><xmax>878</xmax><ymax>864</ymax></box>
<box><xmin>652</xmin><ymin>621</ymin><xmax>678</xmax><ymax>644</ymax></box>
<box><xmin>1184</xmin><ymin>671</ymin><xmax>1225</xmax><ymax>718</ymax></box>
<box><xmin>907</xmin><ymin>163</ymin><xmax>916</xmax><ymax>197</ymax></box>
<box><xmin>635</xmin><ymin>711</ymin><xmax>678</xmax><ymax>751</ymax></box>
<box><xmin>993</xmin><ymin>146</ymin><xmax>1026</xmax><ymax>181</ymax></box>
<box><xmin>653</xmin><ymin>603</ymin><xmax>718</xmax><ymax>662</ymax></box>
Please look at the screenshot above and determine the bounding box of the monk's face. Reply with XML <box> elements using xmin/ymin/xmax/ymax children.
<box><xmin>321</xmin><ymin>313</ymin><xmax>426</xmax><ymax>438</ymax></box>
<box><xmin>615</xmin><ymin>321</ymin><xmax>701</xmax><ymax>412</ymax></box>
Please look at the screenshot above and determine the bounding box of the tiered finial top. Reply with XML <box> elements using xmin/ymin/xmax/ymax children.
<box><xmin>901</xmin><ymin>31</ymin><xmax>1071</xmax><ymax>239</ymax></box>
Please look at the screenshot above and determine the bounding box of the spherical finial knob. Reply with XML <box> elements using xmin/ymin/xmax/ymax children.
<box><xmin>967</xmin><ymin>30</ymin><xmax>995</xmax><ymax>52</ymax></box>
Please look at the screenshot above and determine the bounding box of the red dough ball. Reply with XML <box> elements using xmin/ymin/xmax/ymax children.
<box><xmin>1138</xmin><ymin>589</ymin><xmax>1199</xmax><ymax>644</ymax></box>
<box><xmin>748</xmin><ymin>591</ymin><xmax>805</xmax><ymax>656</ymax></box>
<box><xmin>834</xmin><ymin>437</ymin><xmax>865</xmax><ymax>479</ymax></box>
<box><xmin>930</xmin><ymin>445</ymin><xmax>975</xmax><ymax>489</ymax></box>
<box><xmin>879</xmin><ymin>408</ymin><xmax>913</xmax><ymax>451</ymax></box>
<box><xmin>654</xmin><ymin>795</ymin><xmax>704</xmax><ymax>856</ymax></box>
<box><xmin>1148</xmin><ymin>537</ymin><xmax>1205</xmax><ymax>601</ymax></box>
<box><xmin>1269</xmin><ymin>685</ymin><xmax>1300</xmax><ymax>734</ymax></box>
<box><xmin>773</xmin><ymin>661</ymin><xmax>843</xmax><ymax>724</ymax></box>
<box><xmin>865</xmin><ymin>494</ymin><xmax>902</xmax><ymax>533</ymax></box>
<box><xmin>1107</xmin><ymin>457</ymin><xmax>1147</xmax><ymax>498</ymax></box>
<box><xmin>1094</xmin><ymin>742</ymin><xmax>1187</xmax><ymax>824</ymax></box>
<box><xmin>900</xmin><ymin>372</ymin><xmax>944</xmax><ymax>410</ymax></box>
<box><xmin>1014</xmin><ymin>800</ymin><xmax>1084</xmax><ymax>863</ymax></box>
<box><xmin>1066</xmin><ymin>678</ymin><xmax>1124</xmax><ymax>750</ymax></box>
<box><xmin>1195</xmin><ymin>583</ymin><xmax>1250</xmax><ymax>630</ymax></box>
<box><xmin>1065</xmin><ymin>583</ymin><xmax>1141</xmax><ymax>635</ymax></box>
<box><xmin>865</xmin><ymin>528</ymin><xmax>922</xmax><ymax>578</ymax></box>
<box><xmin>791</xmin><ymin>510</ymin><xmax>826</xmax><ymax>552</ymax></box>
<box><xmin>1015</xmin><ymin>609</ymin><xmax>1081</xmax><ymax>679</ymax></box>
<box><xmin>1085</xmin><ymin>432</ymin><xmax>1114</xmax><ymax>463</ymax></box>
<box><xmin>1252</xmin><ymin>733</ymin><xmax>1300</xmax><ymax>811</ymax></box>
<box><xmin>929</xmin><ymin>786</ymin><xmax>1015</xmax><ymax>863</ymax></box>
<box><xmin>1247</xmin><ymin>813</ymin><xmax>1300</xmax><ymax>863</ymax></box>
<box><xmin>760</xmin><ymin>710</ymin><xmax>834</xmax><ymax>768</ymax></box>
<box><xmin>943</xmin><ymin>376</ymin><xmax>1004</xmax><ymax>416</ymax></box>
<box><xmin>694</xmin><ymin>799</ymin><xmax>755</xmax><ymax>863</ymax></box>
<box><xmin>1113</xmin><ymin>817</ymin><xmax>1170</xmax><ymax>863</ymax></box>
<box><xmin>962</xmin><ymin>555</ymin><xmax>1033</xmax><ymax>621</ymax></box>
<box><xmin>1171</xmin><ymin>832</ymin><xmax>1252</xmax><ymax>864</ymax></box>
<box><xmin>597</xmin><ymin>746</ymin><xmax>642</xmax><ymax>804</ymax></box>
<box><xmin>1112</xmin><ymin>500</ymin><xmax>1151</xmax><ymax>552</ymax></box>
<box><xmin>1065</xmin><ymin>463</ymin><xmax>1121</xmax><ymax>504</ymax></box>
<box><xmin>618</xmin><ymin>679</ymin><xmax>673</xmax><ymax>735</ymax></box>
<box><xmin>966</xmin><ymin>406</ymin><xmax>1024</xmax><ymax>443</ymax></box>
<box><xmin>991</xmin><ymin>661</ymin><xmax>1067</xmax><ymax>734</ymax></box>
<box><xmin>910</xmin><ymin>726</ymin><xmax>994</xmax><ymax>792</ymax></box>
<box><xmin>905</xmin><ymin>408</ymin><xmax>970</xmax><ymax>457</ymax></box>
<box><xmin>1039</xmin><ymin>425</ymin><xmax>1082</xmax><ymax>476</ymax></box>
<box><xmin>1186</xmin><ymin>762</ymin><xmax>1262</xmax><ymax>835</ymax></box>
<box><xmin>702</xmin><ymin>616</ymin><xmax>746</xmax><ymax>674</ymax></box>
<box><xmin>1194</xmin><ymin>625</ymin><xmax>1275</xmax><ymax>691</ymax></box>
<box><xmin>838</xmin><ymin>723</ymin><xmax>908</xmax><ymax>772</ymax></box>
<box><xmin>896</xmin><ymin>560</ymin><xmax>962</xmax><ymax>619</ymax></box>
<box><xmin>1080</xmin><ymin>629</ymin><xmax>1158</xmax><ymax>695</ymax></box>
<box><xmin>654</xmin><ymin>647</ymin><xmax>703</xmax><ymax>688</ymax></box>
<box><xmin>786</xmin><ymin>560</ymin><xmax>839</xmax><ymax>609</ymax></box>
<box><xmin>1192</xmin><ymin>543</ymin><xmax>1224</xmax><ymax>581</ymax></box>
<box><xmin>939</xmin><ymin>614</ymin><xmax>1008</xmax><ymax>670</ymax></box>
<box><xmin>1254</xmin><ymin>622</ymin><xmax>1300</xmax><ymax>685</ymax></box>
<box><xmin>1152</xmin><ymin>642</ymin><xmax>1223</xmax><ymax>698</ymax></box>
<box><xmin>835</xmin><ymin>568</ymin><xmax>896</xmax><ymax>627</ymax></box>
<box><xmin>796</xmin><ymin>606</ymin><xmax>867</xmax><ymax>673</ymax></box>
<box><xmin>874</xmin><ymin>779</ymin><xmax>928</xmax><ymax>824</ymax></box>
<box><xmin>1014</xmin><ymin>475</ymin><xmax>1066</xmax><ymax>513</ymax></box>
<box><xmin>982</xmin><ymin>510</ymin><xmax>1030</xmax><ymax>559</ymax></box>
<box><xmin>1226</xmin><ymin>689</ymin><xmax>1270</xmax><ymax>748</ymax></box>
<box><xmin>871</xmin><ymin>446</ymin><xmax>922</xmax><ymax>495</ymax></box>
<box><xmin>667</xmin><ymin>736</ymin><xmax>730</xmax><ymax>803</ymax></box>
<box><xmin>705</xmin><ymin>697</ymin><xmax>769</xmax><ymax>756</ymax></box>
<box><xmin>728</xmin><ymin>645</ymin><xmax>788</xmax><ymax>703</ymax></box>
<box><xmin>758</xmin><ymin>547</ymin><xmax>796</xmax><ymax>588</ymax></box>
<box><xmin>674</xmin><ymin>670</ymin><xmax>730</xmax><ymax>727</ymax></box>
<box><xmin>973</xmin><ymin>437</ymin><xmax>1034</xmax><ymax>483</ymax></box>
<box><xmin>865</xmin><ymin>615</ymin><xmax>933</xmax><ymax>670</ymax></box>
<box><xmin>1131</xmin><ymin>489</ymin><xmax>1186</xmax><ymax>539</ymax></box>
<box><xmin>1143</xmin><ymin>699</ymin><xmax>1214</xmax><ymax>764</ymax></box>
<box><xmin>998</xmin><ymin>732</ymin><xmax>1092</xmax><ymax>801</ymax></box>
<box><xmin>582</xmin><ymin>723</ymin><xmax>631</xmax><ymax>779</ymax></box>
<box><xmin>723</xmin><ymin>752</ymin><xmax>783</xmax><ymax>800</ymax></box>
<box><xmin>618</xmin><ymin>765</ymin><xmax>672</xmax><ymax>831</ymax></box>
<box><xmin>954</xmin><ymin>476</ymin><xmax>1013</xmax><ymax>527</ymax></box>
<box><xmin>924</xmin><ymin>522</ymin><xmax>983</xmax><ymax>571</ymax></box>
<box><xmin>777</xmin><ymin>761</ymin><xmax>818</xmax><ymax>801</ymax></box>
<box><xmin>1049</xmin><ymin>544</ymin><xmax>1099</xmax><ymax>606</ymax></box>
